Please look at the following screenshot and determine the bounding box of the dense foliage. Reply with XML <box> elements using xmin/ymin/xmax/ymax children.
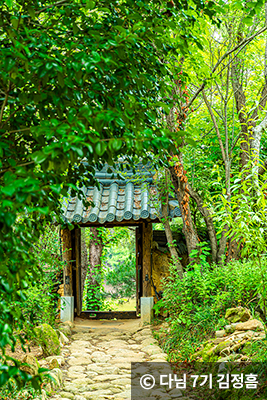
<box><xmin>0</xmin><ymin>0</ymin><xmax>187</xmax><ymax>387</ymax></box>
<box><xmin>1</xmin><ymin>0</ymin><xmax>267</xmax><ymax>393</ymax></box>
<box><xmin>83</xmin><ymin>226</ymin><xmax>136</xmax><ymax>310</ymax></box>
<box><xmin>156</xmin><ymin>257</ymin><xmax>267</xmax><ymax>362</ymax></box>
<box><xmin>22</xmin><ymin>225</ymin><xmax>63</xmax><ymax>336</ymax></box>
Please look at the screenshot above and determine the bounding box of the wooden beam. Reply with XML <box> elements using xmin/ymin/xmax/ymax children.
<box><xmin>61</xmin><ymin>228</ymin><xmax>73</xmax><ymax>296</ymax></box>
<box><xmin>142</xmin><ymin>222</ymin><xmax>152</xmax><ymax>297</ymax></box>
<box><xmin>78</xmin><ymin>218</ymin><xmax>160</xmax><ymax>228</ymax></box>
<box><xmin>80</xmin><ymin>311</ymin><xmax>138</xmax><ymax>320</ymax></box>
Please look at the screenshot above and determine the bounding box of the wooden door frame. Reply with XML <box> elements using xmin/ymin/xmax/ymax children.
<box><xmin>62</xmin><ymin>222</ymin><xmax>153</xmax><ymax>320</ymax></box>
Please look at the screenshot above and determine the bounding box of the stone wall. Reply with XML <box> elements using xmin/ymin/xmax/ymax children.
<box><xmin>151</xmin><ymin>236</ymin><xmax>188</xmax><ymax>303</ymax></box>
<box><xmin>151</xmin><ymin>246</ymin><xmax>171</xmax><ymax>301</ymax></box>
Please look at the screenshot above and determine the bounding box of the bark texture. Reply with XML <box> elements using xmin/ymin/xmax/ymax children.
<box><xmin>88</xmin><ymin>227</ymin><xmax>103</xmax><ymax>290</ymax></box>
<box><xmin>187</xmin><ymin>184</ymin><xmax>218</xmax><ymax>263</ymax></box>
<box><xmin>169</xmin><ymin>163</ymin><xmax>199</xmax><ymax>263</ymax></box>
<box><xmin>159</xmin><ymin>171</ymin><xmax>184</xmax><ymax>278</ymax></box>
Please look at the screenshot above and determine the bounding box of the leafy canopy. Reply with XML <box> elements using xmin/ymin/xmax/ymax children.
<box><xmin>0</xmin><ymin>0</ymin><xmax>225</xmax><ymax>389</ymax></box>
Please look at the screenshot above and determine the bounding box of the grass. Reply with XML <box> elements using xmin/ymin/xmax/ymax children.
<box><xmin>0</xmin><ymin>381</ymin><xmax>40</xmax><ymax>400</ymax></box>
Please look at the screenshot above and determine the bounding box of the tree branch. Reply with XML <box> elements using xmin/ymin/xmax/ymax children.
<box><xmin>188</xmin><ymin>25</ymin><xmax>267</xmax><ymax>109</ymax></box>
<box><xmin>202</xmin><ymin>89</ymin><xmax>226</xmax><ymax>163</ymax></box>
<box><xmin>35</xmin><ymin>1</ymin><xmax>69</xmax><ymax>14</ymax></box>
<box><xmin>0</xmin><ymin>93</ymin><xmax>8</xmax><ymax>127</ymax></box>
<box><xmin>187</xmin><ymin>183</ymin><xmax>218</xmax><ymax>263</ymax></box>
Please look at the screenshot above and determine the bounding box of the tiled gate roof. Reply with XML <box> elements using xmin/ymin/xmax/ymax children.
<box><xmin>62</xmin><ymin>164</ymin><xmax>181</xmax><ymax>224</ymax></box>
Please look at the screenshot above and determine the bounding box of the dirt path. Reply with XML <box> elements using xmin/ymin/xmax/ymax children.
<box><xmin>49</xmin><ymin>319</ymin><xmax>169</xmax><ymax>400</ymax></box>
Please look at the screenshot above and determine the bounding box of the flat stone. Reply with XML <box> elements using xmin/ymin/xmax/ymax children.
<box><xmin>106</xmin><ymin>348</ymin><xmax>139</xmax><ymax>357</ymax></box>
<box><xmin>90</xmin><ymin>382</ymin><xmax>112</xmax><ymax>390</ymax></box>
<box><xmin>46</xmin><ymin>355</ymin><xmax>65</xmax><ymax>366</ymax></box>
<box><xmin>104</xmin><ymin>340</ymin><xmax>129</xmax><ymax>347</ymax></box>
<box><xmin>67</xmin><ymin>372</ymin><xmax>87</xmax><ymax>380</ymax></box>
<box><xmin>141</xmin><ymin>345</ymin><xmax>163</xmax><ymax>355</ymax></box>
<box><xmin>150</xmin><ymin>353</ymin><xmax>168</xmax><ymax>360</ymax></box>
<box><xmin>215</xmin><ymin>330</ymin><xmax>226</xmax><ymax>338</ymax></box>
<box><xmin>93</xmin><ymin>374</ymin><xmax>124</xmax><ymax>382</ymax></box>
<box><xmin>87</xmin><ymin>364</ymin><xmax>120</xmax><ymax>374</ymax></box>
<box><xmin>225</xmin><ymin>323</ymin><xmax>239</xmax><ymax>334</ymax></box>
<box><xmin>60</xmin><ymin>331</ymin><xmax>70</xmax><ymax>344</ymax></box>
<box><xmin>71</xmin><ymin>378</ymin><xmax>93</xmax><ymax>388</ymax></box>
<box><xmin>111</xmin><ymin>378</ymin><xmax>131</xmax><ymax>386</ymax></box>
<box><xmin>168</xmin><ymin>388</ymin><xmax>183</xmax><ymax>397</ymax></box>
<box><xmin>128</xmin><ymin>344</ymin><xmax>140</xmax><ymax>349</ymax></box>
<box><xmin>85</xmin><ymin>371</ymin><xmax>98</xmax><ymax>378</ymax></box>
<box><xmin>110</xmin><ymin>357</ymin><xmax>145</xmax><ymax>364</ymax></box>
<box><xmin>63</xmin><ymin>384</ymin><xmax>77</xmax><ymax>393</ymax></box>
<box><xmin>69</xmin><ymin>340</ymin><xmax>93</xmax><ymax>348</ymax></box>
<box><xmin>81</xmin><ymin>390</ymin><xmax>112</xmax><ymax>399</ymax></box>
<box><xmin>91</xmin><ymin>351</ymin><xmax>111</xmax><ymax>363</ymax></box>
<box><xmin>141</xmin><ymin>338</ymin><xmax>157</xmax><ymax>347</ymax></box>
<box><xmin>59</xmin><ymin>392</ymin><xmax>74</xmax><ymax>399</ymax></box>
<box><xmin>235</xmin><ymin>319</ymin><xmax>264</xmax><ymax>331</ymax></box>
<box><xmin>63</xmin><ymin>321</ymin><xmax>75</xmax><ymax>329</ymax></box>
<box><xmin>60</xmin><ymin>398</ymin><xmax>75</xmax><ymax>400</ymax></box>
<box><xmin>68</xmin><ymin>366</ymin><xmax>86</xmax><ymax>373</ymax></box>
<box><xmin>113</xmin><ymin>390</ymin><xmax>131</xmax><ymax>398</ymax></box>
<box><xmin>115</xmin><ymin>363</ymin><xmax>131</xmax><ymax>369</ymax></box>
<box><xmin>68</xmin><ymin>357</ymin><xmax>91</xmax><ymax>366</ymax></box>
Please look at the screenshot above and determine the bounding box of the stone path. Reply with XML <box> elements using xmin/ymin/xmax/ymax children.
<box><xmin>49</xmin><ymin>319</ymin><xmax>170</xmax><ymax>400</ymax></box>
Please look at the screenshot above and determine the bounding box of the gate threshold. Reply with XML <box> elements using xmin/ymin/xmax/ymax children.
<box><xmin>78</xmin><ymin>311</ymin><xmax>139</xmax><ymax>320</ymax></box>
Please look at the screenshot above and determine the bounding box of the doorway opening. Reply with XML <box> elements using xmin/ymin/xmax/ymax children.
<box><xmin>80</xmin><ymin>226</ymin><xmax>138</xmax><ymax>317</ymax></box>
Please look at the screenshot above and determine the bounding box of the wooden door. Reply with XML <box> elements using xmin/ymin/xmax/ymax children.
<box><xmin>74</xmin><ymin>227</ymin><xmax>82</xmax><ymax>316</ymax></box>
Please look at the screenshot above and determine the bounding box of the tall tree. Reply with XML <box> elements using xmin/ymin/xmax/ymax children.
<box><xmin>165</xmin><ymin>1</ymin><xmax>267</xmax><ymax>263</ymax></box>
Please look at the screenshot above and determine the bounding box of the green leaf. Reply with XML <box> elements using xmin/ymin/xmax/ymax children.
<box><xmin>1</xmin><ymin>185</ymin><xmax>16</xmax><ymax>197</ymax></box>
<box><xmin>11</xmin><ymin>18</ymin><xmax>19</xmax><ymax>29</ymax></box>
<box><xmin>31</xmin><ymin>151</ymin><xmax>47</xmax><ymax>164</ymax></box>
<box><xmin>95</xmin><ymin>142</ymin><xmax>107</xmax><ymax>156</ymax></box>
<box><xmin>57</xmin><ymin>72</ymin><xmax>65</xmax><ymax>88</ymax></box>
<box><xmin>86</xmin><ymin>0</ymin><xmax>96</xmax><ymax>9</ymax></box>
<box><xmin>111</xmin><ymin>139</ymin><xmax>123</xmax><ymax>151</ymax></box>
<box><xmin>27</xmin><ymin>6</ymin><xmax>35</xmax><ymax>18</ymax></box>
<box><xmin>6</xmin><ymin>0</ymin><xmax>14</xmax><ymax>8</ymax></box>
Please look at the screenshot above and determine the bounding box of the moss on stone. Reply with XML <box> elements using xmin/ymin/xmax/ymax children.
<box><xmin>34</xmin><ymin>323</ymin><xmax>61</xmax><ymax>357</ymax></box>
<box><xmin>215</xmin><ymin>340</ymin><xmax>231</xmax><ymax>354</ymax></box>
<box><xmin>225</xmin><ymin>307</ymin><xmax>250</xmax><ymax>323</ymax></box>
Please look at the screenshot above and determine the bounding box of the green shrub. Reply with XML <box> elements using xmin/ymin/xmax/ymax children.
<box><xmin>12</xmin><ymin>224</ymin><xmax>64</xmax><ymax>339</ymax></box>
<box><xmin>105</xmin><ymin>255</ymin><xmax>136</xmax><ymax>299</ymax></box>
<box><xmin>0</xmin><ymin>380</ymin><xmax>39</xmax><ymax>400</ymax></box>
<box><xmin>156</xmin><ymin>258</ymin><xmax>267</xmax><ymax>361</ymax></box>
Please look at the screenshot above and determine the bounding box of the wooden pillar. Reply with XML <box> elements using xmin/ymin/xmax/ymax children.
<box><xmin>61</xmin><ymin>228</ymin><xmax>73</xmax><ymax>296</ymax></box>
<box><xmin>142</xmin><ymin>222</ymin><xmax>152</xmax><ymax>297</ymax></box>
<box><xmin>136</xmin><ymin>226</ymin><xmax>142</xmax><ymax>313</ymax></box>
<box><xmin>75</xmin><ymin>228</ymin><xmax>82</xmax><ymax>316</ymax></box>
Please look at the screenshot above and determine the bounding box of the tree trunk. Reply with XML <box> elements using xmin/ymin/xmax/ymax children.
<box><xmin>187</xmin><ymin>183</ymin><xmax>218</xmax><ymax>263</ymax></box>
<box><xmin>88</xmin><ymin>227</ymin><xmax>103</xmax><ymax>287</ymax></box>
<box><xmin>160</xmin><ymin>169</ymin><xmax>184</xmax><ymax>278</ymax></box>
<box><xmin>87</xmin><ymin>227</ymin><xmax>103</xmax><ymax>310</ymax></box>
<box><xmin>80</xmin><ymin>229</ymin><xmax>88</xmax><ymax>300</ymax></box>
<box><xmin>169</xmin><ymin>162</ymin><xmax>199</xmax><ymax>263</ymax></box>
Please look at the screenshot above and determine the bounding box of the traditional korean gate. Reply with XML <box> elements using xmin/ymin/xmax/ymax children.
<box><xmin>75</xmin><ymin>225</ymin><xmax>141</xmax><ymax>320</ymax></box>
